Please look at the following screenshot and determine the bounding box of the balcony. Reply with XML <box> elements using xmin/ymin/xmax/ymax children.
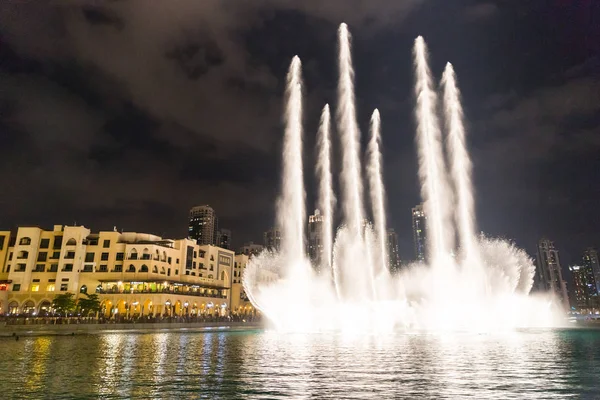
<box><xmin>96</xmin><ymin>287</ymin><xmax>228</xmax><ymax>299</ymax></box>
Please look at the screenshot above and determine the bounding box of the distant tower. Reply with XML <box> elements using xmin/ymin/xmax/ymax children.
<box><xmin>238</xmin><ymin>242</ymin><xmax>264</xmax><ymax>257</ymax></box>
<box><xmin>189</xmin><ymin>205</ymin><xmax>219</xmax><ymax>245</ymax></box>
<box><xmin>263</xmin><ymin>227</ymin><xmax>281</xmax><ymax>252</ymax></box>
<box><xmin>307</xmin><ymin>210</ymin><xmax>324</xmax><ymax>268</ymax></box>
<box><xmin>412</xmin><ymin>204</ymin><xmax>428</xmax><ymax>262</ymax></box>
<box><xmin>535</xmin><ymin>239</ymin><xmax>569</xmax><ymax>309</ymax></box>
<box><xmin>217</xmin><ymin>229</ymin><xmax>232</xmax><ymax>250</ymax></box>
<box><xmin>568</xmin><ymin>265</ymin><xmax>599</xmax><ymax>312</ymax></box>
<box><xmin>387</xmin><ymin>228</ymin><xmax>401</xmax><ymax>273</ymax></box>
<box><xmin>583</xmin><ymin>248</ymin><xmax>600</xmax><ymax>294</ymax></box>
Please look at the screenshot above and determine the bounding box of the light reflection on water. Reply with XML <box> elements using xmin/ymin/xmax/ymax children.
<box><xmin>0</xmin><ymin>329</ymin><xmax>599</xmax><ymax>399</ymax></box>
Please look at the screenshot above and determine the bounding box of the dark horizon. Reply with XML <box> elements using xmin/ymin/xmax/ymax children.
<box><xmin>1</xmin><ymin>1</ymin><xmax>599</xmax><ymax>268</ymax></box>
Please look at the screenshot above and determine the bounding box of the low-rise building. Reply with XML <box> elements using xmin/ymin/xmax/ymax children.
<box><xmin>0</xmin><ymin>225</ymin><xmax>237</xmax><ymax>318</ymax></box>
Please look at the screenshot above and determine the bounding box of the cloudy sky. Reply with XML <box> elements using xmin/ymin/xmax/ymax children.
<box><xmin>1</xmin><ymin>0</ymin><xmax>598</xmax><ymax>266</ymax></box>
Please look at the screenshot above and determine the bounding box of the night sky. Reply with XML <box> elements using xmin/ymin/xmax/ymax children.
<box><xmin>1</xmin><ymin>0</ymin><xmax>599</xmax><ymax>268</ymax></box>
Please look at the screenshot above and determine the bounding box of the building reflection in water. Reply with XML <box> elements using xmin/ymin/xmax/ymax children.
<box><xmin>0</xmin><ymin>330</ymin><xmax>599</xmax><ymax>399</ymax></box>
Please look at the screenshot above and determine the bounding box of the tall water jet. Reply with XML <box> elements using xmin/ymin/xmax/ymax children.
<box><xmin>337</xmin><ymin>23</ymin><xmax>364</xmax><ymax>235</ymax></box>
<box><xmin>277</xmin><ymin>56</ymin><xmax>306</xmax><ymax>262</ymax></box>
<box><xmin>413</xmin><ymin>37</ymin><xmax>453</xmax><ymax>263</ymax></box>
<box><xmin>366</xmin><ymin>109</ymin><xmax>387</xmax><ymax>274</ymax></box>
<box><xmin>442</xmin><ymin>63</ymin><xmax>478</xmax><ymax>262</ymax></box>
<box><xmin>316</xmin><ymin>104</ymin><xmax>339</xmax><ymax>295</ymax></box>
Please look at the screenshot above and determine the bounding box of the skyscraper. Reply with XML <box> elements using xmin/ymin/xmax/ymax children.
<box><xmin>535</xmin><ymin>239</ymin><xmax>569</xmax><ymax>309</ymax></box>
<box><xmin>387</xmin><ymin>228</ymin><xmax>401</xmax><ymax>273</ymax></box>
<box><xmin>217</xmin><ymin>229</ymin><xmax>232</xmax><ymax>250</ymax></box>
<box><xmin>188</xmin><ymin>205</ymin><xmax>219</xmax><ymax>245</ymax></box>
<box><xmin>307</xmin><ymin>210</ymin><xmax>324</xmax><ymax>268</ymax></box>
<box><xmin>568</xmin><ymin>264</ymin><xmax>599</xmax><ymax>312</ymax></box>
<box><xmin>263</xmin><ymin>227</ymin><xmax>281</xmax><ymax>252</ymax></box>
<box><xmin>412</xmin><ymin>204</ymin><xmax>427</xmax><ymax>262</ymax></box>
<box><xmin>583</xmin><ymin>248</ymin><xmax>600</xmax><ymax>294</ymax></box>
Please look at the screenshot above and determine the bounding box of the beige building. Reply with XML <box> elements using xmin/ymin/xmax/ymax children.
<box><xmin>0</xmin><ymin>225</ymin><xmax>258</xmax><ymax>317</ymax></box>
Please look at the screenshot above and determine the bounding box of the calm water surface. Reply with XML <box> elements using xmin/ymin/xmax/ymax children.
<box><xmin>0</xmin><ymin>328</ymin><xmax>599</xmax><ymax>399</ymax></box>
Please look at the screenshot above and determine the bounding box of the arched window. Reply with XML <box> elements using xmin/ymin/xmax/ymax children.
<box><xmin>160</xmin><ymin>267</ymin><xmax>166</xmax><ymax>275</ymax></box>
<box><xmin>22</xmin><ymin>300</ymin><xmax>35</xmax><ymax>314</ymax></box>
<box><xmin>127</xmin><ymin>265</ymin><xmax>136</xmax><ymax>273</ymax></box>
<box><xmin>80</xmin><ymin>285</ymin><xmax>88</xmax><ymax>294</ymax></box>
<box><xmin>96</xmin><ymin>284</ymin><xmax>102</xmax><ymax>293</ymax></box>
<box><xmin>38</xmin><ymin>301</ymin><xmax>52</xmax><ymax>315</ymax></box>
<box><xmin>142</xmin><ymin>248</ymin><xmax>150</xmax><ymax>260</ymax></box>
<box><xmin>208</xmin><ymin>275</ymin><xmax>213</xmax><ymax>279</ymax></box>
<box><xmin>140</xmin><ymin>265</ymin><xmax>149</xmax><ymax>273</ymax></box>
<box><xmin>19</xmin><ymin>237</ymin><xmax>31</xmax><ymax>246</ymax></box>
<box><xmin>8</xmin><ymin>301</ymin><xmax>19</xmax><ymax>314</ymax></box>
<box><xmin>129</xmin><ymin>248</ymin><xmax>138</xmax><ymax>260</ymax></box>
<box><xmin>153</xmin><ymin>265</ymin><xmax>158</xmax><ymax>273</ymax></box>
<box><xmin>66</xmin><ymin>238</ymin><xmax>77</xmax><ymax>246</ymax></box>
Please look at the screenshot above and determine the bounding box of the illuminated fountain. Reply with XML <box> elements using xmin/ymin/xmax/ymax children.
<box><xmin>243</xmin><ymin>23</ymin><xmax>563</xmax><ymax>333</ymax></box>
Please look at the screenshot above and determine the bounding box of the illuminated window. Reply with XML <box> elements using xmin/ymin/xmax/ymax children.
<box><xmin>31</xmin><ymin>284</ymin><xmax>40</xmax><ymax>292</ymax></box>
<box><xmin>47</xmin><ymin>284</ymin><xmax>55</xmax><ymax>292</ymax></box>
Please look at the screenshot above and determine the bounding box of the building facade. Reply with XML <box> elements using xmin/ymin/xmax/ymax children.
<box><xmin>412</xmin><ymin>204</ymin><xmax>427</xmax><ymax>263</ymax></box>
<box><xmin>188</xmin><ymin>205</ymin><xmax>219</xmax><ymax>245</ymax></box>
<box><xmin>307</xmin><ymin>210</ymin><xmax>324</xmax><ymax>268</ymax></box>
<box><xmin>387</xmin><ymin>229</ymin><xmax>401</xmax><ymax>273</ymax></box>
<box><xmin>568</xmin><ymin>264</ymin><xmax>599</xmax><ymax>313</ymax></box>
<box><xmin>0</xmin><ymin>225</ymin><xmax>252</xmax><ymax>317</ymax></box>
<box><xmin>583</xmin><ymin>248</ymin><xmax>600</xmax><ymax>295</ymax></box>
<box><xmin>263</xmin><ymin>227</ymin><xmax>281</xmax><ymax>252</ymax></box>
<box><xmin>535</xmin><ymin>239</ymin><xmax>569</xmax><ymax>309</ymax></box>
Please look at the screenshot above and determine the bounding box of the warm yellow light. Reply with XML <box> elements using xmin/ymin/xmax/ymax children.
<box><xmin>31</xmin><ymin>285</ymin><xmax>40</xmax><ymax>292</ymax></box>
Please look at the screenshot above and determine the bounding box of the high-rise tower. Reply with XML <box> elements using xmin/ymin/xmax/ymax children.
<box><xmin>583</xmin><ymin>248</ymin><xmax>600</xmax><ymax>294</ymax></box>
<box><xmin>188</xmin><ymin>205</ymin><xmax>219</xmax><ymax>245</ymax></box>
<box><xmin>263</xmin><ymin>227</ymin><xmax>281</xmax><ymax>252</ymax></box>
<box><xmin>387</xmin><ymin>228</ymin><xmax>401</xmax><ymax>273</ymax></box>
<box><xmin>535</xmin><ymin>239</ymin><xmax>569</xmax><ymax>309</ymax></box>
<box><xmin>217</xmin><ymin>229</ymin><xmax>232</xmax><ymax>250</ymax></box>
<box><xmin>307</xmin><ymin>210</ymin><xmax>324</xmax><ymax>268</ymax></box>
<box><xmin>568</xmin><ymin>264</ymin><xmax>599</xmax><ymax>312</ymax></box>
<box><xmin>412</xmin><ymin>204</ymin><xmax>427</xmax><ymax>262</ymax></box>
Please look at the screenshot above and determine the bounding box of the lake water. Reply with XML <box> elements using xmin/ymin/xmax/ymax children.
<box><xmin>0</xmin><ymin>328</ymin><xmax>599</xmax><ymax>399</ymax></box>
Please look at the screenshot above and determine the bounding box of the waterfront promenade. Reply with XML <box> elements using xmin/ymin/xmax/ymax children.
<box><xmin>0</xmin><ymin>316</ymin><xmax>262</xmax><ymax>336</ymax></box>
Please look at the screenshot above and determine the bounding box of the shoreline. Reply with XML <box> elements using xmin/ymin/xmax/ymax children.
<box><xmin>0</xmin><ymin>321</ymin><xmax>263</xmax><ymax>336</ymax></box>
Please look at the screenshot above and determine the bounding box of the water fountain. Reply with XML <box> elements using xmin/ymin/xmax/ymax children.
<box><xmin>243</xmin><ymin>23</ymin><xmax>562</xmax><ymax>333</ymax></box>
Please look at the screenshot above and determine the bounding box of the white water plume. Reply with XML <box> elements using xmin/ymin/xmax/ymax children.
<box><xmin>442</xmin><ymin>63</ymin><xmax>478</xmax><ymax>262</ymax></box>
<box><xmin>277</xmin><ymin>56</ymin><xmax>306</xmax><ymax>263</ymax></box>
<box><xmin>244</xmin><ymin>24</ymin><xmax>564</xmax><ymax>334</ymax></box>
<box><xmin>413</xmin><ymin>36</ymin><xmax>454</xmax><ymax>263</ymax></box>
<box><xmin>367</xmin><ymin>109</ymin><xmax>387</xmax><ymax>275</ymax></box>
<box><xmin>337</xmin><ymin>23</ymin><xmax>364</xmax><ymax>236</ymax></box>
<box><xmin>316</xmin><ymin>104</ymin><xmax>338</xmax><ymax>295</ymax></box>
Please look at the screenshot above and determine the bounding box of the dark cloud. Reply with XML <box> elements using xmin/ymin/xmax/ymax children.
<box><xmin>463</xmin><ymin>2</ymin><xmax>498</xmax><ymax>21</ymax></box>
